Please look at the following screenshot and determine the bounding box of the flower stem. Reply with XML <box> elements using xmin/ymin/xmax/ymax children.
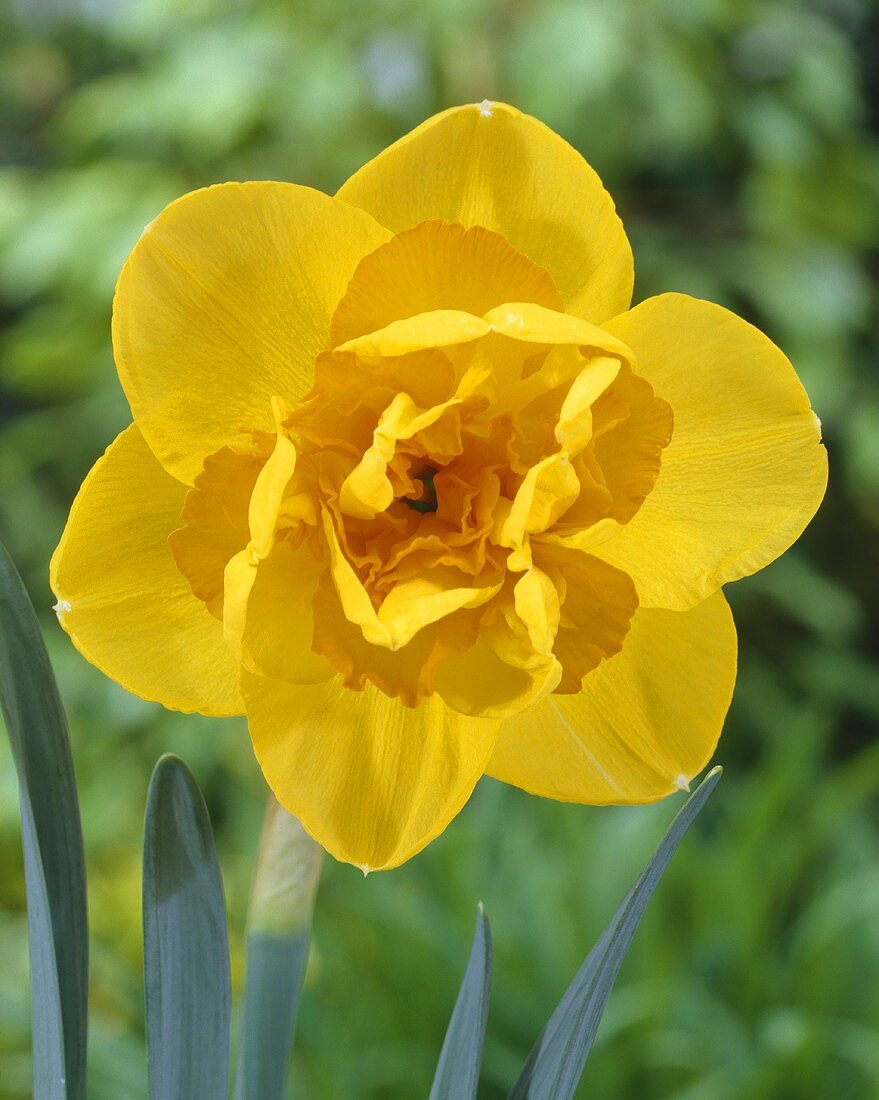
<box><xmin>233</xmin><ymin>796</ymin><xmax>323</xmax><ymax>1100</ymax></box>
<box><xmin>248</xmin><ymin>795</ymin><xmax>324</xmax><ymax>936</ymax></box>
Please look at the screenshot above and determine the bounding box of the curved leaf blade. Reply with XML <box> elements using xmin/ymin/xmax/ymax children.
<box><xmin>510</xmin><ymin>767</ymin><xmax>722</xmax><ymax>1100</ymax></box>
<box><xmin>429</xmin><ymin>904</ymin><xmax>493</xmax><ymax>1100</ymax></box>
<box><xmin>0</xmin><ymin>541</ymin><xmax>88</xmax><ymax>1100</ymax></box>
<box><xmin>143</xmin><ymin>754</ymin><xmax>231</xmax><ymax>1100</ymax></box>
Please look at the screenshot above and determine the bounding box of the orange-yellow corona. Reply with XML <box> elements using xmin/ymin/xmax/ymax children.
<box><xmin>51</xmin><ymin>103</ymin><xmax>827</xmax><ymax>870</ymax></box>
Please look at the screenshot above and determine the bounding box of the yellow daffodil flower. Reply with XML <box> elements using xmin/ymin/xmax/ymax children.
<box><xmin>50</xmin><ymin>102</ymin><xmax>827</xmax><ymax>871</ymax></box>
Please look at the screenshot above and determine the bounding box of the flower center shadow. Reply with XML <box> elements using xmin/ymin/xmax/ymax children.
<box><xmin>403</xmin><ymin>465</ymin><xmax>439</xmax><ymax>514</ymax></box>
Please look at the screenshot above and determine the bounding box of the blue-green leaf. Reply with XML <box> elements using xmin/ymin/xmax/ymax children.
<box><xmin>143</xmin><ymin>754</ymin><xmax>231</xmax><ymax>1100</ymax></box>
<box><xmin>0</xmin><ymin>540</ymin><xmax>88</xmax><ymax>1100</ymax></box>
<box><xmin>233</xmin><ymin>799</ymin><xmax>323</xmax><ymax>1100</ymax></box>
<box><xmin>510</xmin><ymin>767</ymin><xmax>722</xmax><ymax>1100</ymax></box>
<box><xmin>429</xmin><ymin>904</ymin><xmax>492</xmax><ymax>1100</ymax></box>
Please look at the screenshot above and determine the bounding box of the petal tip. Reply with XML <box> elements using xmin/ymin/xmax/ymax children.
<box><xmin>52</xmin><ymin>598</ymin><xmax>71</xmax><ymax>619</ymax></box>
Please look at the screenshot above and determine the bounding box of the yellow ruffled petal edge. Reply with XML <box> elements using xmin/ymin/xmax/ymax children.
<box><xmin>591</xmin><ymin>294</ymin><xmax>828</xmax><ymax>610</ymax></box>
<box><xmin>223</xmin><ymin>541</ymin><xmax>332</xmax><ymax>685</ymax></box>
<box><xmin>335</xmin><ymin>302</ymin><xmax>634</xmax><ymax>362</ymax></box>
<box><xmin>328</xmin><ymin>219</ymin><xmax>564</xmax><ymax>346</ymax></box>
<box><xmin>486</xmin><ymin>591</ymin><xmax>736</xmax><ymax>804</ymax></box>
<box><xmin>50</xmin><ymin>424</ymin><xmax>243</xmax><ymax>716</ymax></box>
<box><xmin>337</xmin><ymin>101</ymin><xmax>633</xmax><ymax>325</ymax></box>
<box><xmin>113</xmin><ymin>182</ymin><xmax>391</xmax><ymax>484</ymax></box>
<box><xmin>241</xmin><ymin>671</ymin><xmax>501</xmax><ymax>871</ymax></box>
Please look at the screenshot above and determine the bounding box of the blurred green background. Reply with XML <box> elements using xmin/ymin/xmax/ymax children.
<box><xmin>1</xmin><ymin>0</ymin><xmax>878</xmax><ymax>1096</ymax></box>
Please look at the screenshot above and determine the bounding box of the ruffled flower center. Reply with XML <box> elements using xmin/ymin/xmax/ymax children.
<box><xmin>169</xmin><ymin>221</ymin><xmax>673</xmax><ymax>717</ymax></box>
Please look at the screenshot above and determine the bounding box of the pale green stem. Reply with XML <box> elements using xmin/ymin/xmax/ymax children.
<box><xmin>247</xmin><ymin>794</ymin><xmax>324</xmax><ymax>935</ymax></box>
<box><xmin>233</xmin><ymin>797</ymin><xmax>323</xmax><ymax>1100</ymax></box>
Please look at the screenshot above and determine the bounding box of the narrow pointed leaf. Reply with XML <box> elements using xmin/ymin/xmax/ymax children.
<box><xmin>510</xmin><ymin>767</ymin><xmax>722</xmax><ymax>1100</ymax></box>
<box><xmin>429</xmin><ymin>904</ymin><xmax>492</xmax><ymax>1100</ymax></box>
<box><xmin>233</xmin><ymin>798</ymin><xmax>323</xmax><ymax>1100</ymax></box>
<box><xmin>143</xmin><ymin>755</ymin><xmax>231</xmax><ymax>1100</ymax></box>
<box><xmin>0</xmin><ymin>541</ymin><xmax>88</xmax><ymax>1100</ymax></box>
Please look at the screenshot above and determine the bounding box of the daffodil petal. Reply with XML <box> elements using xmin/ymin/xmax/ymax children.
<box><xmin>168</xmin><ymin>444</ymin><xmax>259</xmax><ymax>618</ymax></box>
<box><xmin>435</xmin><ymin>632</ymin><xmax>561</xmax><ymax>719</ymax></box>
<box><xmin>248</xmin><ymin>398</ymin><xmax>297</xmax><ymax>558</ymax></box>
<box><xmin>514</xmin><ymin>566</ymin><xmax>560</xmax><ymax>656</ymax></box>
<box><xmin>312</xmin><ymin>347</ymin><xmax>457</xmax><ymax>412</ymax></box>
<box><xmin>113</xmin><ymin>182</ymin><xmax>391</xmax><ymax>483</ymax></box>
<box><xmin>311</xmin><ymin>570</ymin><xmax>476</xmax><ymax>706</ymax></box>
<box><xmin>500</xmin><ymin>453</ymin><xmax>581</xmax><ymax>546</ymax></box>
<box><xmin>50</xmin><ymin>425</ymin><xmax>242</xmax><ymax>715</ymax></box>
<box><xmin>555</xmin><ymin>356</ymin><xmax>621</xmax><ymax>452</ymax></box>
<box><xmin>337</xmin><ymin>102</ymin><xmax>633</xmax><ymax>323</ymax></box>
<box><xmin>322</xmin><ymin>508</ymin><xmax>499</xmax><ymax>650</ymax></box>
<box><xmin>223</xmin><ymin>542</ymin><xmax>331</xmax><ymax>685</ymax></box>
<box><xmin>484</xmin><ymin>303</ymin><xmax>632</xmax><ymax>357</ymax></box>
<box><xmin>535</xmin><ymin>544</ymin><xmax>638</xmax><ymax>692</ymax></box>
<box><xmin>377</xmin><ymin>571</ymin><xmax>502</xmax><ymax>650</ymax></box>
<box><xmin>320</xmin><ymin>508</ymin><xmax>392</xmax><ymax>648</ymax></box>
<box><xmin>336</xmin><ymin>310</ymin><xmax>489</xmax><ymax>358</ymax></box>
<box><xmin>595</xmin><ymin>294</ymin><xmax>828</xmax><ymax>609</ymax></box>
<box><xmin>242</xmin><ymin>672</ymin><xmax>501</xmax><ymax>870</ymax></box>
<box><xmin>487</xmin><ymin>592</ymin><xmax>736</xmax><ymax>802</ymax></box>
<box><xmin>329</xmin><ymin>219</ymin><xmax>563</xmax><ymax>346</ymax></box>
<box><xmin>340</xmin><ymin>391</ymin><xmax>460</xmax><ymax>520</ymax></box>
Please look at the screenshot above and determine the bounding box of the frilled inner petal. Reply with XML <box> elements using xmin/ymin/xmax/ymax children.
<box><xmin>311</xmin><ymin>569</ymin><xmax>478</xmax><ymax>706</ymax></box>
<box><xmin>164</xmin><ymin>220</ymin><xmax>675</xmax><ymax>718</ymax></box>
<box><xmin>329</xmin><ymin>220</ymin><xmax>564</xmax><ymax>346</ymax></box>
<box><xmin>169</xmin><ymin>443</ymin><xmax>263</xmax><ymax>619</ymax></box>
<box><xmin>534</xmin><ymin>543</ymin><xmax>639</xmax><ymax>693</ymax></box>
<box><xmin>336</xmin><ymin>101</ymin><xmax>634</xmax><ymax>324</ymax></box>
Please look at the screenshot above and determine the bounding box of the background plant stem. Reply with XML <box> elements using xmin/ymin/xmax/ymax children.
<box><xmin>233</xmin><ymin>796</ymin><xmax>323</xmax><ymax>1100</ymax></box>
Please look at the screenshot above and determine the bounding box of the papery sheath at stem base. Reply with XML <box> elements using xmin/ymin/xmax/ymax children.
<box><xmin>248</xmin><ymin>795</ymin><xmax>324</xmax><ymax>936</ymax></box>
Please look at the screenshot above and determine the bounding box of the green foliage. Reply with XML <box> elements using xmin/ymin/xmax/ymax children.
<box><xmin>0</xmin><ymin>1</ymin><xmax>877</xmax><ymax>1097</ymax></box>
<box><xmin>142</xmin><ymin>755</ymin><xmax>231</xmax><ymax>1099</ymax></box>
<box><xmin>430</xmin><ymin>906</ymin><xmax>492</xmax><ymax>1100</ymax></box>
<box><xmin>0</xmin><ymin>541</ymin><xmax>87</xmax><ymax>1100</ymax></box>
<box><xmin>510</xmin><ymin>771</ymin><xmax>722</xmax><ymax>1100</ymax></box>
